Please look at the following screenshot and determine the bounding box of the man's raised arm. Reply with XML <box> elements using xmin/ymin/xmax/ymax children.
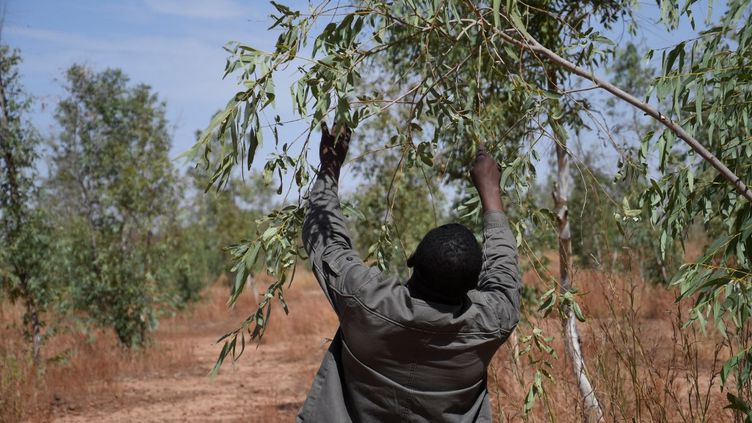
<box><xmin>471</xmin><ymin>147</ymin><xmax>521</xmax><ymax>334</ymax></box>
<box><xmin>302</xmin><ymin>122</ymin><xmax>368</xmax><ymax>310</ymax></box>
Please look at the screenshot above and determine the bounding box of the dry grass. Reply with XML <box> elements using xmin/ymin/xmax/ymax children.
<box><xmin>1</xmin><ymin>307</ymin><xmax>200</xmax><ymax>422</ymax></box>
<box><xmin>1</xmin><ymin>331</ymin><xmax>41</xmax><ymax>423</ymax></box>
<box><xmin>487</xmin><ymin>265</ymin><xmax>732</xmax><ymax>422</ymax></box>
<box><xmin>0</xmin><ymin>262</ymin><xmax>735</xmax><ymax>422</ymax></box>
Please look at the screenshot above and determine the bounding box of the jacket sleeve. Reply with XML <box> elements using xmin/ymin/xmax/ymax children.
<box><xmin>301</xmin><ymin>173</ymin><xmax>371</xmax><ymax>311</ymax></box>
<box><xmin>477</xmin><ymin>211</ymin><xmax>522</xmax><ymax>333</ymax></box>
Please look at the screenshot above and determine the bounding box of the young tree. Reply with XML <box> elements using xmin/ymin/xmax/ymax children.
<box><xmin>0</xmin><ymin>45</ymin><xmax>56</xmax><ymax>365</ymax></box>
<box><xmin>186</xmin><ymin>140</ymin><xmax>274</xmax><ymax>279</ymax></box>
<box><xmin>47</xmin><ymin>65</ymin><xmax>180</xmax><ymax>347</ymax></box>
<box><xmin>198</xmin><ymin>0</ymin><xmax>752</xmax><ymax>417</ymax></box>
<box><xmin>199</xmin><ymin>2</ymin><xmax>630</xmax><ymax>417</ymax></box>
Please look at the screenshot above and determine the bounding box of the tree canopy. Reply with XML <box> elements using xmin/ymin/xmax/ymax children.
<box><xmin>195</xmin><ymin>0</ymin><xmax>752</xmax><ymax>417</ymax></box>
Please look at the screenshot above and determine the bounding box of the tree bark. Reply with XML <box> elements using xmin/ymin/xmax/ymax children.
<box><xmin>25</xmin><ymin>296</ymin><xmax>42</xmax><ymax>366</ymax></box>
<box><xmin>554</xmin><ymin>141</ymin><xmax>604</xmax><ymax>422</ymax></box>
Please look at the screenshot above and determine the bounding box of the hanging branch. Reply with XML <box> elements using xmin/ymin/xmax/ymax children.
<box><xmin>492</xmin><ymin>27</ymin><xmax>752</xmax><ymax>202</ymax></box>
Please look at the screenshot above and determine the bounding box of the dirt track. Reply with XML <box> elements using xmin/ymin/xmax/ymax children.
<box><xmin>41</xmin><ymin>267</ymin><xmax>732</xmax><ymax>422</ymax></box>
<box><xmin>51</xmin><ymin>275</ymin><xmax>337</xmax><ymax>423</ymax></box>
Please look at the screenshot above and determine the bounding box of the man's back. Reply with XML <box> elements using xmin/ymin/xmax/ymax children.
<box><xmin>298</xmin><ymin>124</ymin><xmax>520</xmax><ymax>422</ymax></box>
<box><xmin>336</xmin><ymin>278</ymin><xmax>514</xmax><ymax>422</ymax></box>
<box><xmin>299</xmin><ymin>182</ymin><xmax>519</xmax><ymax>422</ymax></box>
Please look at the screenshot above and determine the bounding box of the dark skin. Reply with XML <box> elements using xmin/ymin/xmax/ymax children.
<box><xmin>318</xmin><ymin>122</ymin><xmax>503</xmax><ymax>213</ymax></box>
<box><xmin>470</xmin><ymin>146</ymin><xmax>504</xmax><ymax>213</ymax></box>
<box><xmin>319</xmin><ymin>121</ymin><xmax>351</xmax><ymax>180</ymax></box>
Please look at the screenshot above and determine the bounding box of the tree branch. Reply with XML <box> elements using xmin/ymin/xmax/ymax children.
<box><xmin>493</xmin><ymin>28</ymin><xmax>752</xmax><ymax>202</ymax></box>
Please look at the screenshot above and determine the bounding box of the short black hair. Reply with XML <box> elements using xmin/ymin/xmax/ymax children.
<box><xmin>407</xmin><ymin>223</ymin><xmax>482</xmax><ymax>303</ymax></box>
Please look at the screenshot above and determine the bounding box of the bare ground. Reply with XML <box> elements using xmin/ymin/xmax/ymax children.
<box><xmin>3</xmin><ymin>264</ymin><xmax>733</xmax><ymax>422</ymax></box>
<box><xmin>48</xmin><ymin>273</ymin><xmax>338</xmax><ymax>423</ymax></box>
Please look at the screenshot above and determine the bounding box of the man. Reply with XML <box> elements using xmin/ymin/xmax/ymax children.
<box><xmin>299</xmin><ymin>122</ymin><xmax>521</xmax><ymax>422</ymax></box>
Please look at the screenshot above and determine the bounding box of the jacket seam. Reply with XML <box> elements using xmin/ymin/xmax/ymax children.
<box><xmin>333</xmin><ymin>282</ymin><xmax>510</xmax><ymax>337</ymax></box>
<box><xmin>326</xmin><ymin>255</ymin><xmax>511</xmax><ymax>336</ymax></box>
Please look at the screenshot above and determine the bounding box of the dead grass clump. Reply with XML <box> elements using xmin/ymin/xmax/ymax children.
<box><xmin>43</xmin><ymin>329</ymin><xmax>198</xmax><ymax>405</ymax></box>
<box><xmin>486</xmin><ymin>261</ymin><xmax>733</xmax><ymax>422</ymax></box>
<box><xmin>570</xmin><ymin>268</ymin><xmax>676</xmax><ymax>320</ymax></box>
<box><xmin>0</xmin><ymin>298</ymin><xmax>201</xmax><ymax>421</ymax></box>
<box><xmin>587</xmin><ymin>275</ymin><xmax>728</xmax><ymax>423</ymax></box>
<box><xmin>0</xmin><ymin>338</ymin><xmax>43</xmax><ymax>423</ymax></box>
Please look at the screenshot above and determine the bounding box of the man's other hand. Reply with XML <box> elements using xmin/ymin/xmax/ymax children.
<box><xmin>471</xmin><ymin>146</ymin><xmax>503</xmax><ymax>212</ymax></box>
<box><xmin>319</xmin><ymin>121</ymin><xmax>351</xmax><ymax>179</ymax></box>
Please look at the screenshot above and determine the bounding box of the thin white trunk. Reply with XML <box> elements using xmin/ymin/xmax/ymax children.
<box><xmin>28</xmin><ymin>300</ymin><xmax>42</xmax><ymax>366</ymax></box>
<box><xmin>565</xmin><ymin>308</ymin><xmax>603</xmax><ymax>422</ymax></box>
<box><xmin>21</xmin><ymin>294</ymin><xmax>42</xmax><ymax>367</ymax></box>
<box><xmin>554</xmin><ymin>139</ymin><xmax>604</xmax><ymax>422</ymax></box>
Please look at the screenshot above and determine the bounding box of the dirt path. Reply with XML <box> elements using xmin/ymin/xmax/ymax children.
<box><xmin>51</xmin><ymin>275</ymin><xmax>337</xmax><ymax>423</ymax></box>
<box><xmin>38</xmin><ymin>268</ymin><xmax>732</xmax><ymax>422</ymax></box>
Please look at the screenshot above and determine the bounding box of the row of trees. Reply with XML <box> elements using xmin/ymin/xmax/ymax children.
<box><xmin>0</xmin><ymin>45</ymin><xmax>272</xmax><ymax>362</ymax></box>
<box><xmin>197</xmin><ymin>0</ymin><xmax>752</xmax><ymax>420</ymax></box>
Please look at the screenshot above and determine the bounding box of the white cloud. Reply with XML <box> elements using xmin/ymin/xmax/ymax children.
<box><xmin>143</xmin><ymin>0</ymin><xmax>250</xmax><ymax>20</ymax></box>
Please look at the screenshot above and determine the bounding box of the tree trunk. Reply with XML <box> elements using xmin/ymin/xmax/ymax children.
<box><xmin>0</xmin><ymin>51</ymin><xmax>44</xmax><ymax>366</ymax></box>
<box><xmin>26</xmin><ymin>298</ymin><xmax>42</xmax><ymax>366</ymax></box>
<box><xmin>554</xmin><ymin>141</ymin><xmax>604</xmax><ymax>422</ymax></box>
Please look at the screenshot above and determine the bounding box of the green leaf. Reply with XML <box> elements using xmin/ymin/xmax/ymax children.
<box><xmin>523</xmin><ymin>384</ymin><xmax>536</xmax><ymax>413</ymax></box>
<box><xmin>725</xmin><ymin>392</ymin><xmax>751</xmax><ymax>414</ymax></box>
<box><xmin>492</xmin><ymin>0</ymin><xmax>501</xmax><ymax>28</ymax></box>
<box><xmin>262</xmin><ymin>226</ymin><xmax>279</xmax><ymax>243</ymax></box>
<box><xmin>270</xmin><ymin>1</ymin><xmax>292</xmax><ymax>16</ymax></box>
<box><xmin>537</xmin><ymin>288</ymin><xmax>556</xmax><ymax>317</ymax></box>
<box><xmin>721</xmin><ymin>351</ymin><xmax>745</xmax><ymax>388</ymax></box>
<box><xmin>509</xmin><ymin>8</ymin><xmax>531</xmax><ymax>40</ymax></box>
<box><xmin>210</xmin><ymin>340</ymin><xmax>231</xmax><ymax>376</ymax></box>
<box><xmin>665</xmin><ymin>42</ymin><xmax>685</xmax><ymax>73</ymax></box>
<box><xmin>572</xmin><ymin>302</ymin><xmax>586</xmax><ymax>322</ymax></box>
<box><xmin>592</xmin><ymin>33</ymin><xmax>614</xmax><ymax>46</ymax></box>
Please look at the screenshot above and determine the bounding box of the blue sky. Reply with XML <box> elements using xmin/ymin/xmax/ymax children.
<box><xmin>4</xmin><ymin>0</ymin><xmax>709</xmax><ymax>186</ymax></box>
<box><xmin>4</xmin><ymin>0</ymin><xmax>307</xmax><ymax>165</ymax></box>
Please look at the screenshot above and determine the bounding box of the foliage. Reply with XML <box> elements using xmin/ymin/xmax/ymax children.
<box><xmin>567</xmin><ymin>153</ymin><xmax>681</xmax><ymax>283</ymax></box>
<box><xmin>349</xmin><ymin>167</ymin><xmax>443</xmax><ymax>275</ymax></box>
<box><xmin>632</xmin><ymin>1</ymin><xmax>752</xmax><ymax>415</ymax></box>
<box><xmin>0</xmin><ymin>49</ymin><xmax>265</xmax><ymax>361</ymax></box>
<box><xmin>193</xmin><ymin>0</ymin><xmax>752</xmax><ymax>416</ymax></box>
<box><xmin>186</xmin><ymin>131</ymin><xmax>275</xmax><ymax>281</ymax></box>
<box><xmin>347</xmin><ymin>93</ymin><xmax>446</xmax><ymax>275</ymax></box>
<box><xmin>0</xmin><ymin>45</ymin><xmax>57</xmax><ymax>363</ymax></box>
<box><xmin>197</xmin><ymin>0</ymin><xmax>632</xmax><ymax>396</ymax></box>
<box><xmin>519</xmin><ymin>327</ymin><xmax>557</xmax><ymax>415</ymax></box>
<box><xmin>46</xmin><ymin>65</ymin><xmax>186</xmax><ymax>347</ymax></box>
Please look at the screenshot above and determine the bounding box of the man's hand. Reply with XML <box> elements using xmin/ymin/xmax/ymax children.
<box><xmin>471</xmin><ymin>146</ymin><xmax>503</xmax><ymax>212</ymax></box>
<box><xmin>319</xmin><ymin>121</ymin><xmax>351</xmax><ymax>180</ymax></box>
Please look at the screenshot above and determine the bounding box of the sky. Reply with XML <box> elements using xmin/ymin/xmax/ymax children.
<box><xmin>4</xmin><ymin>0</ymin><xmax>307</xmax><ymax>167</ymax></box>
<box><xmin>3</xmin><ymin>0</ymin><xmax>711</xmax><ymax>187</ymax></box>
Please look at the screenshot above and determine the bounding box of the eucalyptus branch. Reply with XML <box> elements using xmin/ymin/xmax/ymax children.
<box><xmin>491</xmin><ymin>26</ymin><xmax>752</xmax><ymax>202</ymax></box>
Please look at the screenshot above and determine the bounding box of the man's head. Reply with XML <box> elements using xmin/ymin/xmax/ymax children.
<box><xmin>407</xmin><ymin>223</ymin><xmax>482</xmax><ymax>303</ymax></box>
